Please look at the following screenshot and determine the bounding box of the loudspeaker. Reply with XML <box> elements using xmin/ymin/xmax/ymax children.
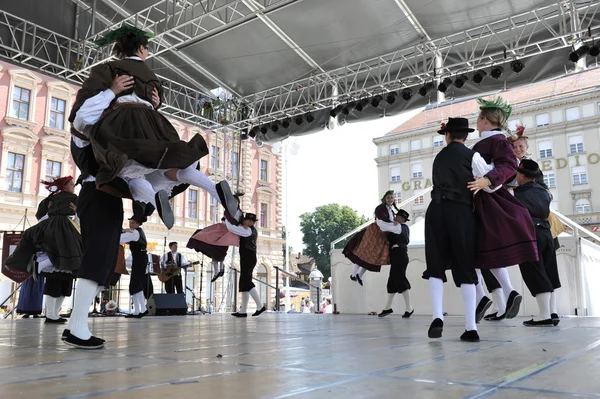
<box><xmin>147</xmin><ymin>294</ymin><xmax>187</xmax><ymax>316</ymax></box>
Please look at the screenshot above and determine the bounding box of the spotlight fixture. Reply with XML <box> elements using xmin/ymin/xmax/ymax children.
<box><xmin>454</xmin><ymin>75</ymin><xmax>469</xmax><ymax>89</ymax></box>
<box><xmin>472</xmin><ymin>70</ymin><xmax>487</xmax><ymax>84</ymax></box>
<box><xmin>386</xmin><ymin>91</ymin><xmax>397</xmax><ymax>104</ymax></box>
<box><xmin>249</xmin><ymin>126</ymin><xmax>260</xmax><ymax>138</ymax></box>
<box><xmin>271</xmin><ymin>122</ymin><xmax>279</xmax><ymax>132</ymax></box>
<box><xmin>260</xmin><ymin>125</ymin><xmax>268</xmax><ymax>135</ymax></box>
<box><xmin>355</xmin><ymin>101</ymin><xmax>364</xmax><ymax>112</ymax></box>
<box><xmin>589</xmin><ymin>44</ymin><xmax>600</xmax><ymax>57</ymax></box>
<box><xmin>437</xmin><ymin>78</ymin><xmax>453</xmax><ymax>93</ymax></box>
<box><xmin>241</xmin><ymin>127</ymin><xmax>250</xmax><ymax>140</ymax></box>
<box><xmin>295</xmin><ymin>115</ymin><xmax>303</xmax><ymax>125</ymax></box>
<box><xmin>569</xmin><ymin>45</ymin><xmax>590</xmax><ymax>62</ymax></box>
<box><xmin>361</xmin><ymin>98</ymin><xmax>370</xmax><ymax>106</ymax></box>
<box><xmin>418</xmin><ymin>85</ymin><xmax>428</xmax><ymax>97</ymax></box>
<box><xmin>401</xmin><ymin>88</ymin><xmax>412</xmax><ymax>101</ymax></box>
<box><xmin>490</xmin><ymin>66</ymin><xmax>504</xmax><ymax>79</ymax></box>
<box><xmin>510</xmin><ymin>59</ymin><xmax>525</xmax><ymax>74</ymax></box>
<box><xmin>342</xmin><ymin>105</ymin><xmax>350</xmax><ymax>115</ymax></box>
<box><xmin>329</xmin><ymin>108</ymin><xmax>337</xmax><ymax>118</ymax></box>
<box><xmin>282</xmin><ymin>118</ymin><xmax>291</xmax><ymax>129</ymax></box>
<box><xmin>371</xmin><ymin>94</ymin><xmax>383</xmax><ymax>108</ymax></box>
<box><xmin>306</xmin><ymin>113</ymin><xmax>315</xmax><ymax>123</ymax></box>
<box><xmin>256</xmin><ymin>138</ymin><xmax>263</xmax><ymax>147</ymax></box>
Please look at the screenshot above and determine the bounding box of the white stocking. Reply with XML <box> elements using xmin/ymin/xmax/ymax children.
<box><xmin>429</xmin><ymin>277</ymin><xmax>444</xmax><ymax>321</ymax></box>
<box><xmin>219</xmin><ymin>261</ymin><xmax>224</xmax><ymax>272</ymax></box>
<box><xmin>490</xmin><ymin>267</ymin><xmax>515</xmax><ymax>299</ymax></box>
<box><xmin>211</xmin><ymin>261</ymin><xmax>219</xmax><ymax>275</ymax></box>
<box><xmin>535</xmin><ymin>292</ymin><xmax>551</xmax><ymax>320</ymax></box>
<box><xmin>128</xmin><ymin>178</ymin><xmax>157</xmax><ymax>207</ymax></box>
<box><xmin>55</xmin><ymin>296</ymin><xmax>65</xmax><ymax>318</ymax></box>
<box><xmin>351</xmin><ymin>264</ymin><xmax>360</xmax><ymax>277</ymax></box>
<box><xmin>134</xmin><ymin>291</ymin><xmax>146</xmax><ymax>314</ymax></box>
<box><xmin>475</xmin><ymin>269</ymin><xmax>486</xmax><ymax>303</ymax></box>
<box><xmin>384</xmin><ymin>293</ymin><xmax>395</xmax><ymax>311</ymax></box>
<box><xmin>45</xmin><ymin>296</ymin><xmax>58</xmax><ymax>320</ymax></box>
<box><xmin>550</xmin><ymin>291</ymin><xmax>558</xmax><ymax>314</ymax></box>
<box><xmin>176</xmin><ymin>166</ymin><xmax>219</xmax><ymax>201</ymax></box>
<box><xmin>491</xmin><ymin>288</ymin><xmax>506</xmax><ymax>315</ymax></box>
<box><xmin>358</xmin><ymin>267</ymin><xmax>367</xmax><ymax>278</ymax></box>
<box><xmin>460</xmin><ymin>284</ymin><xmax>477</xmax><ymax>331</ymax></box>
<box><xmin>66</xmin><ymin>278</ymin><xmax>98</xmax><ymax>340</ymax></box>
<box><xmin>239</xmin><ymin>291</ymin><xmax>250</xmax><ymax>313</ymax></box>
<box><xmin>249</xmin><ymin>287</ymin><xmax>263</xmax><ymax>309</ymax></box>
<box><xmin>131</xmin><ymin>294</ymin><xmax>140</xmax><ymax>315</ymax></box>
<box><xmin>402</xmin><ymin>290</ymin><xmax>413</xmax><ymax>313</ymax></box>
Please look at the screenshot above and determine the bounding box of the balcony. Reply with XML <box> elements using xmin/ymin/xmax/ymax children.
<box><xmin>565</xmin><ymin>212</ymin><xmax>600</xmax><ymax>227</ymax></box>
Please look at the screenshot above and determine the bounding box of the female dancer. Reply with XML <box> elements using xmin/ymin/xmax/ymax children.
<box><xmin>343</xmin><ymin>190</ymin><xmax>397</xmax><ymax>286</ymax></box>
<box><xmin>69</xmin><ymin>25</ymin><xmax>238</xmax><ymax>230</ymax></box>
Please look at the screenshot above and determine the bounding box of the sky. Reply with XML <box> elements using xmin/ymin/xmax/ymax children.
<box><xmin>282</xmin><ymin>108</ymin><xmax>423</xmax><ymax>253</ymax></box>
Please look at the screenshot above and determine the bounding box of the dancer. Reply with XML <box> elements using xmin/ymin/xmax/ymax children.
<box><xmin>467</xmin><ymin>97</ymin><xmax>537</xmax><ymax>322</ymax></box>
<box><xmin>16</xmin><ymin>277</ymin><xmax>44</xmax><ymax>318</ymax></box>
<box><xmin>70</xmin><ymin>25</ymin><xmax>238</xmax><ymax>230</ymax></box>
<box><xmin>120</xmin><ymin>216</ymin><xmax>149</xmax><ymax>318</ymax></box>
<box><xmin>160</xmin><ymin>242</ymin><xmax>188</xmax><ymax>294</ymax></box>
<box><xmin>377</xmin><ymin>209</ymin><xmax>414</xmax><ymax>318</ymax></box>
<box><xmin>424</xmin><ymin>118</ymin><xmax>485</xmax><ymax>342</ymax></box>
<box><xmin>344</xmin><ymin>190</ymin><xmax>397</xmax><ymax>286</ymax></box>
<box><xmin>224</xmin><ymin>213</ymin><xmax>267</xmax><ymax>317</ymax></box>
<box><xmin>513</xmin><ymin>160</ymin><xmax>560</xmax><ymax>326</ymax></box>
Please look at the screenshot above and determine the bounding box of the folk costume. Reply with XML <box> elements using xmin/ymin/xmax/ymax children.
<box><xmin>423</xmin><ymin>118</ymin><xmax>486</xmax><ymax>342</ymax></box>
<box><xmin>120</xmin><ymin>218</ymin><xmax>149</xmax><ymax>318</ymax></box>
<box><xmin>344</xmin><ymin>192</ymin><xmax>396</xmax><ymax>286</ymax></box>
<box><xmin>376</xmin><ymin>209</ymin><xmax>414</xmax><ymax>318</ymax></box>
<box><xmin>160</xmin><ymin>244</ymin><xmax>189</xmax><ymax>294</ymax></box>
<box><xmin>68</xmin><ymin>26</ymin><xmax>239</xmax><ymax>230</ymax></box>
<box><xmin>16</xmin><ymin>277</ymin><xmax>44</xmax><ymax>317</ymax></box>
<box><xmin>514</xmin><ymin>160</ymin><xmax>561</xmax><ymax>326</ymax></box>
<box><xmin>225</xmin><ymin>213</ymin><xmax>267</xmax><ymax>317</ymax></box>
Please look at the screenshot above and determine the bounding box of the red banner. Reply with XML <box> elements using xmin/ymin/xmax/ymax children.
<box><xmin>1</xmin><ymin>232</ymin><xmax>30</xmax><ymax>283</ymax></box>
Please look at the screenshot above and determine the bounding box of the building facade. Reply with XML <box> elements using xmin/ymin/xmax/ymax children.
<box><xmin>374</xmin><ymin>68</ymin><xmax>600</xmax><ymax>232</ymax></box>
<box><xmin>0</xmin><ymin>60</ymin><xmax>284</xmax><ymax>312</ymax></box>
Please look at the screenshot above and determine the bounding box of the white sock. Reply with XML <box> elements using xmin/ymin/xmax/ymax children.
<box><xmin>461</xmin><ymin>284</ymin><xmax>477</xmax><ymax>331</ymax></box>
<box><xmin>402</xmin><ymin>290</ymin><xmax>413</xmax><ymax>313</ymax></box>
<box><xmin>66</xmin><ymin>278</ymin><xmax>98</xmax><ymax>340</ymax></box>
<box><xmin>135</xmin><ymin>291</ymin><xmax>147</xmax><ymax>314</ymax></box>
<box><xmin>358</xmin><ymin>267</ymin><xmax>367</xmax><ymax>278</ymax></box>
<box><xmin>535</xmin><ymin>292</ymin><xmax>551</xmax><ymax>320</ymax></box>
<box><xmin>239</xmin><ymin>291</ymin><xmax>250</xmax><ymax>313</ymax></box>
<box><xmin>475</xmin><ymin>269</ymin><xmax>486</xmax><ymax>303</ymax></box>
<box><xmin>176</xmin><ymin>166</ymin><xmax>219</xmax><ymax>202</ymax></box>
<box><xmin>490</xmin><ymin>267</ymin><xmax>515</xmax><ymax>299</ymax></box>
<box><xmin>550</xmin><ymin>291</ymin><xmax>557</xmax><ymax>314</ymax></box>
<box><xmin>384</xmin><ymin>293</ymin><xmax>395</xmax><ymax>311</ymax></box>
<box><xmin>249</xmin><ymin>287</ymin><xmax>263</xmax><ymax>309</ymax></box>
<box><xmin>128</xmin><ymin>178</ymin><xmax>157</xmax><ymax>207</ymax></box>
<box><xmin>45</xmin><ymin>296</ymin><xmax>58</xmax><ymax>320</ymax></box>
<box><xmin>219</xmin><ymin>261</ymin><xmax>224</xmax><ymax>272</ymax></box>
<box><xmin>211</xmin><ymin>261</ymin><xmax>219</xmax><ymax>275</ymax></box>
<box><xmin>351</xmin><ymin>264</ymin><xmax>360</xmax><ymax>277</ymax></box>
<box><xmin>491</xmin><ymin>288</ymin><xmax>506</xmax><ymax>315</ymax></box>
<box><xmin>131</xmin><ymin>294</ymin><xmax>139</xmax><ymax>315</ymax></box>
<box><xmin>55</xmin><ymin>296</ymin><xmax>64</xmax><ymax>318</ymax></box>
<box><xmin>429</xmin><ymin>277</ymin><xmax>444</xmax><ymax>321</ymax></box>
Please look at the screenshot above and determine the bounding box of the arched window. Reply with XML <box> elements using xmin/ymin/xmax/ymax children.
<box><xmin>256</xmin><ymin>264</ymin><xmax>268</xmax><ymax>305</ymax></box>
<box><xmin>575</xmin><ymin>199</ymin><xmax>592</xmax><ymax>214</ymax></box>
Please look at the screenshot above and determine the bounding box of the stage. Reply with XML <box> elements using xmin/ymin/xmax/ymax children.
<box><xmin>0</xmin><ymin>314</ymin><xmax>599</xmax><ymax>399</ymax></box>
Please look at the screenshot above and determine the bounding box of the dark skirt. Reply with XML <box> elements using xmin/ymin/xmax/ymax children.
<box><xmin>474</xmin><ymin>188</ymin><xmax>538</xmax><ymax>269</ymax></box>
<box><xmin>342</xmin><ymin>224</ymin><xmax>389</xmax><ymax>272</ymax></box>
<box><xmin>90</xmin><ymin>104</ymin><xmax>209</xmax><ymax>187</ymax></box>
<box><xmin>16</xmin><ymin>277</ymin><xmax>44</xmax><ymax>315</ymax></box>
<box><xmin>187</xmin><ymin>238</ymin><xmax>228</xmax><ymax>262</ymax></box>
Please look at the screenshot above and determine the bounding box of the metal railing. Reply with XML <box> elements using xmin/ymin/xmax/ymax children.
<box><xmin>228</xmin><ymin>266</ymin><xmax>277</xmax><ymax>312</ymax></box>
<box><xmin>273</xmin><ymin>266</ymin><xmax>322</xmax><ymax>312</ymax></box>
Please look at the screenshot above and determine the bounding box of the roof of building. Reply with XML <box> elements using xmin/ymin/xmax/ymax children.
<box><xmin>289</xmin><ymin>253</ymin><xmax>316</xmax><ymax>275</ymax></box>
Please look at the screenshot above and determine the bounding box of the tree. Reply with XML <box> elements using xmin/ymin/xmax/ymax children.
<box><xmin>300</xmin><ymin>204</ymin><xmax>368</xmax><ymax>279</ymax></box>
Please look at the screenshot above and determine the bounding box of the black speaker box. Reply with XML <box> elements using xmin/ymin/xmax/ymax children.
<box><xmin>147</xmin><ymin>294</ymin><xmax>187</xmax><ymax>316</ymax></box>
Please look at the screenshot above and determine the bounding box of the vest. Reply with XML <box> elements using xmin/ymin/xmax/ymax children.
<box><xmin>387</xmin><ymin>225</ymin><xmax>410</xmax><ymax>251</ymax></box>
<box><xmin>239</xmin><ymin>227</ymin><xmax>258</xmax><ymax>253</ymax></box>
<box><xmin>431</xmin><ymin>142</ymin><xmax>476</xmax><ymax>206</ymax></box>
<box><xmin>129</xmin><ymin>228</ymin><xmax>147</xmax><ymax>254</ymax></box>
<box><xmin>513</xmin><ymin>182</ymin><xmax>552</xmax><ymax>229</ymax></box>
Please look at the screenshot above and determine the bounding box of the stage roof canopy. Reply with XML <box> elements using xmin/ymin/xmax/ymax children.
<box><xmin>1</xmin><ymin>0</ymin><xmax>600</xmax><ymax>138</ymax></box>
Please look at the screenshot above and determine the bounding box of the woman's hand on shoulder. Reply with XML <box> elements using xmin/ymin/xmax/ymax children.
<box><xmin>467</xmin><ymin>175</ymin><xmax>491</xmax><ymax>195</ymax></box>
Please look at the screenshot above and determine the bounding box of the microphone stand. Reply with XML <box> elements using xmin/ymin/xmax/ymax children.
<box><xmin>198</xmin><ymin>255</ymin><xmax>204</xmax><ymax>312</ymax></box>
<box><xmin>185</xmin><ymin>284</ymin><xmax>199</xmax><ymax>315</ymax></box>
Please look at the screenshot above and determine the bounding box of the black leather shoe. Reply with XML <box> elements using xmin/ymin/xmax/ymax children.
<box><xmin>45</xmin><ymin>317</ymin><xmax>67</xmax><ymax>324</ymax></box>
<box><xmin>428</xmin><ymin>318</ymin><xmax>444</xmax><ymax>339</ymax></box>
<box><xmin>505</xmin><ymin>291</ymin><xmax>522</xmax><ymax>319</ymax></box>
<box><xmin>378</xmin><ymin>309</ymin><xmax>393</xmax><ymax>318</ymax></box>
<box><xmin>124</xmin><ymin>313</ymin><xmax>138</xmax><ymax>318</ymax></box>
<box><xmin>252</xmin><ymin>306</ymin><xmax>266</xmax><ymax>317</ymax></box>
<box><xmin>215</xmin><ymin>181</ymin><xmax>239</xmax><ymax>217</ymax></box>
<box><xmin>484</xmin><ymin>312</ymin><xmax>506</xmax><ymax>321</ymax></box>
<box><xmin>460</xmin><ymin>330</ymin><xmax>480</xmax><ymax>342</ymax></box>
<box><xmin>135</xmin><ymin>310</ymin><xmax>149</xmax><ymax>319</ymax></box>
<box><xmin>231</xmin><ymin>312</ymin><xmax>247</xmax><ymax>318</ymax></box>
<box><xmin>475</xmin><ymin>296</ymin><xmax>492</xmax><ymax>323</ymax></box>
<box><xmin>62</xmin><ymin>329</ymin><xmax>105</xmax><ymax>343</ymax></box>
<box><xmin>551</xmin><ymin>313</ymin><xmax>560</xmax><ymax>326</ymax></box>
<box><xmin>212</xmin><ymin>270</ymin><xmax>224</xmax><ymax>283</ymax></box>
<box><xmin>63</xmin><ymin>333</ymin><xmax>105</xmax><ymax>349</ymax></box>
<box><xmin>523</xmin><ymin>318</ymin><xmax>554</xmax><ymax>327</ymax></box>
<box><xmin>402</xmin><ymin>309</ymin><xmax>414</xmax><ymax>318</ymax></box>
<box><xmin>155</xmin><ymin>190</ymin><xmax>174</xmax><ymax>229</ymax></box>
<box><xmin>350</xmin><ymin>275</ymin><xmax>357</xmax><ymax>282</ymax></box>
<box><xmin>356</xmin><ymin>275</ymin><xmax>363</xmax><ymax>286</ymax></box>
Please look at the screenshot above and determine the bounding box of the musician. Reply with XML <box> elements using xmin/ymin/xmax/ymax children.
<box><xmin>120</xmin><ymin>216</ymin><xmax>148</xmax><ymax>318</ymax></box>
<box><xmin>160</xmin><ymin>242</ymin><xmax>187</xmax><ymax>294</ymax></box>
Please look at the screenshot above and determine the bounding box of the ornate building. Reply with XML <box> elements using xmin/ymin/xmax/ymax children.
<box><xmin>373</xmin><ymin>68</ymin><xmax>600</xmax><ymax>232</ymax></box>
<box><xmin>0</xmin><ymin>60</ymin><xmax>284</xmax><ymax>313</ymax></box>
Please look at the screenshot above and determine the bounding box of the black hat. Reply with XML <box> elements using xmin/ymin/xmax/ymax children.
<box><xmin>243</xmin><ymin>213</ymin><xmax>258</xmax><ymax>222</ymax></box>
<box><xmin>437</xmin><ymin>117</ymin><xmax>475</xmax><ymax>134</ymax></box>
<box><xmin>396</xmin><ymin>209</ymin><xmax>410</xmax><ymax>222</ymax></box>
<box><xmin>517</xmin><ymin>159</ymin><xmax>540</xmax><ymax>179</ymax></box>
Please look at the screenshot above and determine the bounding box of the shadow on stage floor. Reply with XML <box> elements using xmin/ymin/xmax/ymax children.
<box><xmin>0</xmin><ymin>314</ymin><xmax>599</xmax><ymax>399</ymax></box>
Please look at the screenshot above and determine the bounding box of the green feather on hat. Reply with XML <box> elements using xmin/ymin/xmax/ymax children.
<box><xmin>93</xmin><ymin>25</ymin><xmax>155</xmax><ymax>48</ymax></box>
<box><xmin>477</xmin><ymin>96</ymin><xmax>512</xmax><ymax>123</ymax></box>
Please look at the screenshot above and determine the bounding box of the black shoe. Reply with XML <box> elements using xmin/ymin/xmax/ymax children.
<box><xmin>350</xmin><ymin>275</ymin><xmax>357</xmax><ymax>282</ymax></box>
<box><xmin>356</xmin><ymin>275</ymin><xmax>363</xmax><ymax>286</ymax></box>
<box><xmin>135</xmin><ymin>310</ymin><xmax>149</xmax><ymax>319</ymax></box>
<box><xmin>215</xmin><ymin>181</ymin><xmax>239</xmax><ymax>217</ymax></box>
<box><xmin>124</xmin><ymin>313</ymin><xmax>138</xmax><ymax>318</ymax></box>
<box><xmin>62</xmin><ymin>329</ymin><xmax>105</xmax><ymax>343</ymax></box>
<box><xmin>460</xmin><ymin>330</ymin><xmax>480</xmax><ymax>342</ymax></box>
<box><xmin>402</xmin><ymin>309</ymin><xmax>414</xmax><ymax>318</ymax></box>
<box><xmin>523</xmin><ymin>318</ymin><xmax>554</xmax><ymax>327</ymax></box>
<box><xmin>155</xmin><ymin>190</ymin><xmax>174</xmax><ymax>229</ymax></box>
<box><xmin>63</xmin><ymin>333</ymin><xmax>105</xmax><ymax>349</ymax></box>
<box><xmin>484</xmin><ymin>312</ymin><xmax>506</xmax><ymax>321</ymax></box>
<box><xmin>475</xmin><ymin>296</ymin><xmax>493</xmax><ymax>323</ymax></box>
<box><xmin>378</xmin><ymin>309</ymin><xmax>393</xmax><ymax>318</ymax></box>
<box><xmin>505</xmin><ymin>291</ymin><xmax>522</xmax><ymax>319</ymax></box>
<box><xmin>252</xmin><ymin>306</ymin><xmax>266</xmax><ymax>317</ymax></box>
<box><xmin>45</xmin><ymin>317</ymin><xmax>67</xmax><ymax>324</ymax></box>
<box><xmin>551</xmin><ymin>313</ymin><xmax>560</xmax><ymax>326</ymax></box>
<box><xmin>231</xmin><ymin>312</ymin><xmax>247</xmax><ymax>318</ymax></box>
<box><xmin>212</xmin><ymin>270</ymin><xmax>224</xmax><ymax>283</ymax></box>
<box><xmin>428</xmin><ymin>318</ymin><xmax>444</xmax><ymax>339</ymax></box>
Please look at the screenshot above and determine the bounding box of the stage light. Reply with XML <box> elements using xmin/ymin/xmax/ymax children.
<box><xmin>589</xmin><ymin>44</ymin><xmax>600</xmax><ymax>57</ymax></box>
<box><xmin>490</xmin><ymin>66</ymin><xmax>504</xmax><ymax>79</ymax></box>
<box><xmin>282</xmin><ymin>118</ymin><xmax>291</xmax><ymax>129</ymax></box>
<box><xmin>295</xmin><ymin>115</ymin><xmax>303</xmax><ymax>125</ymax></box>
<box><xmin>386</xmin><ymin>91</ymin><xmax>397</xmax><ymax>104</ymax></box>
<box><xmin>361</xmin><ymin>98</ymin><xmax>370</xmax><ymax>106</ymax></box>
<box><xmin>306</xmin><ymin>113</ymin><xmax>315</xmax><ymax>123</ymax></box>
<box><xmin>473</xmin><ymin>70</ymin><xmax>487</xmax><ymax>84</ymax></box>
<box><xmin>418</xmin><ymin>85</ymin><xmax>428</xmax><ymax>97</ymax></box>
<box><xmin>329</xmin><ymin>108</ymin><xmax>337</xmax><ymax>118</ymax></box>
<box><xmin>510</xmin><ymin>60</ymin><xmax>525</xmax><ymax>74</ymax></box>
<box><xmin>569</xmin><ymin>45</ymin><xmax>590</xmax><ymax>62</ymax></box>
<box><xmin>454</xmin><ymin>75</ymin><xmax>469</xmax><ymax>89</ymax></box>
<box><xmin>241</xmin><ymin>127</ymin><xmax>250</xmax><ymax>140</ymax></box>
<box><xmin>437</xmin><ymin>78</ymin><xmax>453</xmax><ymax>93</ymax></box>
<box><xmin>401</xmin><ymin>88</ymin><xmax>412</xmax><ymax>101</ymax></box>
<box><xmin>249</xmin><ymin>126</ymin><xmax>259</xmax><ymax>138</ymax></box>
<box><xmin>371</xmin><ymin>95</ymin><xmax>383</xmax><ymax>107</ymax></box>
<box><xmin>355</xmin><ymin>101</ymin><xmax>364</xmax><ymax>112</ymax></box>
<box><xmin>271</xmin><ymin>122</ymin><xmax>279</xmax><ymax>132</ymax></box>
<box><xmin>260</xmin><ymin>125</ymin><xmax>268</xmax><ymax>135</ymax></box>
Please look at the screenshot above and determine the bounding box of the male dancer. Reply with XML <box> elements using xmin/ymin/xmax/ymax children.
<box><xmin>120</xmin><ymin>216</ymin><xmax>149</xmax><ymax>318</ymax></box>
<box><xmin>377</xmin><ymin>210</ymin><xmax>414</xmax><ymax>318</ymax></box>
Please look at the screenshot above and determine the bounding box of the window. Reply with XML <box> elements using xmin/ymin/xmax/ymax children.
<box><xmin>572</xmin><ymin>166</ymin><xmax>588</xmax><ymax>185</ymax></box>
<box><xmin>575</xmin><ymin>198</ymin><xmax>591</xmax><ymax>214</ymax></box>
<box><xmin>433</xmin><ymin>136</ymin><xmax>444</xmax><ymax>147</ymax></box>
<box><xmin>260</xmin><ymin>203</ymin><xmax>268</xmax><ymax>228</ymax></box>
<box><xmin>538</xmin><ymin>140</ymin><xmax>553</xmax><ymax>158</ymax></box>
<box><xmin>6</xmin><ymin>152</ymin><xmax>25</xmax><ymax>192</ymax></box>
<box><xmin>48</xmin><ymin>97</ymin><xmax>66</xmax><ymax>130</ymax></box>
<box><xmin>543</xmin><ymin>173</ymin><xmax>556</xmax><ymax>189</ymax></box>
<box><xmin>411</xmin><ymin>163</ymin><xmax>423</xmax><ymax>179</ymax></box>
<box><xmin>394</xmin><ymin>192</ymin><xmax>402</xmax><ymax>205</ymax></box>
<box><xmin>260</xmin><ymin>160</ymin><xmax>268</xmax><ymax>181</ymax></box>
<box><xmin>568</xmin><ymin>135</ymin><xmax>584</xmax><ymax>154</ymax></box>
<box><xmin>536</xmin><ymin>114</ymin><xmax>550</xmax><ymax>127</ymax></box>
<box><xmin>209</xmin><ymin>196</ymin><xmax>218</xmax><ymax>223</ymax></box>
<box><xmin>187</xmin><ymin>189</ymin><xmax>198</xmax><ymax>219</ymax></box>
<box><xmin>11</xmin><ymin>87</ymin><xmax>31</xmax><ymax>121</ymax></box>
<box><xmin>507</xmin><ymin>120</ymin><xmax>522</xmax><ymax>131</ymax></box>
<box><xmin>410</xmin><ymin>139</ymin><xmax>421</xmax><ymax>151</ymax></box>
<box><xmin>413</xmin><ymin>190</ymin><xmax>424</xmax><ymax>205</ymax></box>
<box><xmin>231</xmin><ymin>152</ymin><xmax>239</xmax><ymax>177</ymax></box>
<box><xmin>566</xmin><ymin>107</ymin><xmax>580</xmax><ymax>121</ymax></box>
<box><xmin>390</xmin><ymin>167</ymin><xmax>401</xmax><ymax>182</ymax></box>
<box><xmin>210</xmin><ymin>146</ymin><xmax>220</xmax><ymax>170</ymax></box>
<box><xmin>45</xmin><ymin>160</ymin><xmax>62</xmax><ymax>182</ymax></box>
<box><xmin>389</xmin><ymin>145</ymin><xmax>399</xmax><ymax>155</ymax></box>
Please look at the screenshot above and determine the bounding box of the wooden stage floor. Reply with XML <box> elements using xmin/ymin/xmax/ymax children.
<box><xmin>1</xmin><ymin>314</ymin><xmax>599</xmax><ymax>399</ymax></box>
